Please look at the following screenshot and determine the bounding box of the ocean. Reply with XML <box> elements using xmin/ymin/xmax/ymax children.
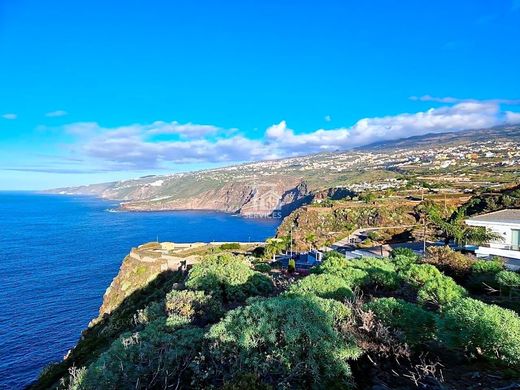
<box><xmin>0</xmin><ymin>192</ymin><xmax>280</xmax><ymax>389</ymax></box>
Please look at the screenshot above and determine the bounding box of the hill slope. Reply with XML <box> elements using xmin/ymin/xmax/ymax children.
<box><xmin>49</xmin><ymin>125</ymin><xmax>520</xmax><ymax>215</ymax></box>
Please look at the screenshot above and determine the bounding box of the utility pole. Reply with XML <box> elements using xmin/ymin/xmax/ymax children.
<box><xmin>290</xmin><ymin>224</ymin><xmax>294</xmax><ymax>257</ymax></box>
<box><xmin>422</xmin><ymin>217</ymin><xmax>426</xmax><ymax>254</ymax></box>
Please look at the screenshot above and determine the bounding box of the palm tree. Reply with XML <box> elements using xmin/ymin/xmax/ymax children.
<box><xmin>423</xmin><ymin>202</ymin><xmax>503</xmax><ymax>246</ymax></box>
<box><xmin>264</xmin><ymin>236</ymin><xmax>291</xmax><ymax>259</ymax></box>
<box><xmin>462</xmin><ymin>226</ymin><xmax>503</xmax><ymax>246</ymax></box>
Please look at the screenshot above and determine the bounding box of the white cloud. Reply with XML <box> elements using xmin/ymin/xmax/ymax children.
<box><xmin>145</xmin><ymin>121</ymin><xmax>220</xmax><ymax>138</ymax></box>
<box><xmin>505</xmin><ymin>111</ymin><xmax>520</xmax><ymax>124</ymax></box>
<box><xmin>2</xmin><ymin>113</ymin><xmax>17</xmax><ymax>120</ymax></box>
<box><xmin>59</xmin><ymin>101</ymin><xmax>520</xmax><ymax>171</ymax></box>
<box><xmin>65</xmin><ymin>120</ymin><xmax>221</xmax><ymax>140</ymax></box>
<box><xmin>45</xmin><ymin>110</ymin><xmax>68</xmax><ymax>117</ymax></box>
<box><xmin>265</xmin><ymin>102</ymin><xmax>508</xmax><ymax>154</ymax></box>
<box><xmin>410</xmin><ymin>95</ymin><xmax>520</xmax><ymax>105</ymax></box>
<box><xmin>324</xmin><ymin>115</ymin><xmax>332</xmax><ymax>122</ymax></box>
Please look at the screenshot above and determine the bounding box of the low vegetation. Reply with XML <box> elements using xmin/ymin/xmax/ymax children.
<box><xmin>35</xmin><ymin>249</ymin><xmax>520</xmax><ymax>389</ymax></box>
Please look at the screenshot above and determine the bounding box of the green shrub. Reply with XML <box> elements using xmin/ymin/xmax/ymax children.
<box><xmin>313</xmin><ymin>256</ymin><xmax>352</xmax><ymax>276</ymax></box>
<box><xmin>496</xmin><ymin>271</ymin><xmax>520</xmax><ymax>296</ymax></box>
<box><xmin>400</xmin><ymin>264</ymin><xmax>442</xmax><ymax>286</ymax></box>
<box><xmin>186</xmin><ymin>254</ymin><xmax>273</xmax><ymax>302</ymax></box>
<box><xmin>390</xmin><ymin>254</ymin><xmax>417</xmax><ymax>271</ymax></box>
<box><xmin>496</xmin><ymin>270</ymin><xmax>520</xmax><ymax>287</ymax></box>
<box><xmin>287</xmin><ymin>258</ymin><xmax>296</xmax><ymax>273</ymax></box>
<box><xmin>165</xmin><ymin>289</ymin><xmax>222</xmax><ymax>324</ymax></box>
<box><xmin>390</xmin><ymin>247</ymin><xmax>419</xmax><ymax>261</ymax></box>
<box><xmin>70</xmin><ymin>320</ymin><xmax>205</xmax><ymax>389</ymax></box>
<box><xmin>353</xmin><ymin>258</ymin><xmax>400</xmax><ymax>289</ymax></box>
<box><xmin>204</xmin><ymin>295</ymin><xmax>361</xmax><ymax>388</ymax></box>
<box><xmin>357</xmin><ymin>238</ymin><xmax>373</xmax><ymax>248</ymax></box>
<box><xmin>471</xmin><ymin>258</ymin><xmax>504</xmax><ymax>274</ymax></box>
<box><xmin>133</xmin><ymin>301</ymin><xmax>165</xmax><ymax>326</ymax></box>
<box><xmin>439</xmin><ymin>298</ymin><xmax>520</xmax><ymax>367</ymax></box>
<box><xmin>287</xmin><ymin>274</ymin><xmax>354</xmax><ymax>301</ymax></box>
<box><xmin>323</xmin><ymin>250</ymin><xmax>345</xmax><ymax>260</ymax></box>
<box><xmin>253</xmin><ymin>262</ymin><xmax>272</xmax><ymax>273</ymax></box>
<box><xmin>365</xmin><ymin>297</ymin><xmax>437</xmax><ymax>346</ymax></box>
<box><xmin>219</xmin><ymin>243</ymin><xmax>241</xmax><ymax>250</ymax></box>
<box><xmin>315</xmin><ymin>256</ymin><xmax>399</xmax><ymax>289</ymax></box>
<box><xmin>417</xmin><ymin>276</ymin><xmax>467</xmax><ymax>307</ymax></box>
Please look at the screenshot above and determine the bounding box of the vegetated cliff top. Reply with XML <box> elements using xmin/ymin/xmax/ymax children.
<box><xmin>48</xmin><ymin>124</ymin><xmax>520</xmax><ymax>212</ymax></box>
<box><xmin>31</xmin><ymin>246</ymin><xmax>520</xmax><ymax>389</ymax></box>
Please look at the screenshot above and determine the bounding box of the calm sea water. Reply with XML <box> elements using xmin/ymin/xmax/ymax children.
<box><xmin>0</xmin><ymin>192</ymin><xmax>280</xmax><ymax>389</ymax></box>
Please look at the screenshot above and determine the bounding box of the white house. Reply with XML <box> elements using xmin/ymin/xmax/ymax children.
<box><xmin>465</xmin><ymin>209</ymin><xmax>520</xmax><ymax>260</ymax></box>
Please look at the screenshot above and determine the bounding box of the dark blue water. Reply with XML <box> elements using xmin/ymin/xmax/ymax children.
<box><xmin>0</xmin><ymin>192</ymin><xmax>279</xmax><ymax>389</ymax></box>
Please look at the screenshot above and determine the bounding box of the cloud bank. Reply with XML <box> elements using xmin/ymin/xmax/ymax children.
<box><xmin>57</xmin><ymin>100</ymin><xmax>520</xmax><ymax>171</ymax></box>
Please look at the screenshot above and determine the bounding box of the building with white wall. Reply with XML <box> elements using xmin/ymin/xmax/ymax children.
<box><xmin>465</xmin><ymin>209</ymin><xmax>520</xmax><ymax>260</ymax></box>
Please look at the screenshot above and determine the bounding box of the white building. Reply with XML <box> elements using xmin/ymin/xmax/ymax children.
<box><xmin>465</xmin><ymin>209</ymin><xmax>520</xmax><ymax>261</ymax></box>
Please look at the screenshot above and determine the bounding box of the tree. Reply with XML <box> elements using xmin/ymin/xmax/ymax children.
<box><xmin>424</xmin><ymin>202</ymin><xmax>502</xmax><ymax>246</ymax></box>
<box><xmin>264</xmin><ymin>237</ymin><xmax>289</xmax><ymax>259</ymax></box>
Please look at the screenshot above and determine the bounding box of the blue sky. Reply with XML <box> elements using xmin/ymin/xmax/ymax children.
<box><xmin>1</xmin><ymin>0</ymin><xmax>519</xmax><ymax>189</ymax></box>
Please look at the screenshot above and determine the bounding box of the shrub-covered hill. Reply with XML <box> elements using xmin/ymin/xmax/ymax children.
<box><xmin>32</xmin><ymin>250</ymin><xmax>520</xmax><ymax>389</ymax></box>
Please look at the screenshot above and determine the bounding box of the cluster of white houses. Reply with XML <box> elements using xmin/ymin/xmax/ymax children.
<box><xmin>465</xmin><ymin>209</ymin><xmax>520</xmax><ymax>261</ymax></box>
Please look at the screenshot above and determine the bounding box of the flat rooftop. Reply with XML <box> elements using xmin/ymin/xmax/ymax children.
<box><xmin>466</xmin><ymin>209</ymin><xmax>520</xmax><ymax>224</ymax></box>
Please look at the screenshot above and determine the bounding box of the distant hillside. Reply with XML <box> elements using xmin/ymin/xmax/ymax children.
<box><xmin>48</xmin><ymin>125</ymin><xmax>520</xmax><ymax>215</ymax></box>
<box><xmin>358</xmin><ymin>124</ymin><xmax>520</xmax><ymax>151</ymax></box>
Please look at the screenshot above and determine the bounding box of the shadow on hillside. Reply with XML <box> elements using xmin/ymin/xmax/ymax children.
<box><xmin>28</xmin><ymin>270</ymin><xmax>183</xmax><ymax>390</ymax></box>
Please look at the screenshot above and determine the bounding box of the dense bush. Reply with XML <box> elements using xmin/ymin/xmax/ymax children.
<box><xmin>186</xmin><ymin>254</ymin><xmax>273</xmax><ymax>302</ymax></box>
<box><xmin>439</xmin><ymin>298</ymin><xmax>520</xmax><ymax>367</ymax></box>
<box><xmin>471</xmin><ymin>258</ymin><xmax>504</xmax><ymax>274</ymax></box>
<box><xmin>496</xmin><ymin>270</ymin><xmax>520</xmax><ymax>288</ymax></box>
<box><xmin>70</xmin><ymin>319</ymin><xmax>204</xmax><ymax>389</ymax></box>
<box><xmin>390</xmin><ymin>247</ymin><xmax>419</xmax><ymax>261</ymax></box>
<box><xmin>400</xmin><ymin>264</ymin><xmax>442</xmax><ymax>287</ymax></box>
<box><xmin>365</xmin><ymin>297</ymin><xmax>437</xmax><ymax>346</ymax></box>
<box><xmin>253</xmin><ymin>262</ymin><xmax>272</xmax><ymax>273</ymax></box>
<box><xmin>424</xmin><ymin>246</ymin><xmax>475</xmax><ymax>277</ymax></box>
<box><xmin>353</xmin><ymin>258</ymin><xmax>400</xmax><ymax>289</ymax></box>
<box><xmin>287</xmin><ymin>273</ymin><xmax>354</xmax><ymax>301</ymax></box>
<box><xmin>313</xmin><ymin>256</ymin><xmax>366</xmax><ymax>285</ymax></box>
<box><xmin>165</xmin><ymin>289</ymin><xmax>222</xmax><ymax>324</ymax></box>
<box><xmin>203</xmin><ymin>295</ymin><xmax>361</xmax><ymax>388</ymax></box>
<box><xmin>496</xmin><ymin>270</ymin><xmax>520</xmax><ymax>297</ymax></box>
<box><xmin>390</xmin><ymin>254</ymin><xmax>418</xmax><ymax>271</ymax></box>
<box><xmin>417</xmin><ymin>275</ymin><xmax>467</xmax><ymax>307</ymax></box>
<box><xmin>133</xmin><ymin>301</ymin><xmax>165</xmax><ymax>326</ymax></box>
<box><xmin>315</xmin><ymin>256</ymin><xmax>400</xmax><ymax>289</ymax></box>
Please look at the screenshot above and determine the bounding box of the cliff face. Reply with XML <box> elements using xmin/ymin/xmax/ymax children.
<box><xmin>120</xmin><ymin>178</ymin><xmax>310</xmax><ymax>217</ymax></box>
<box><xmin>94</xmin><ymin>242</ymin><xmax>202</xmax><ymax>324</ymax></box>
